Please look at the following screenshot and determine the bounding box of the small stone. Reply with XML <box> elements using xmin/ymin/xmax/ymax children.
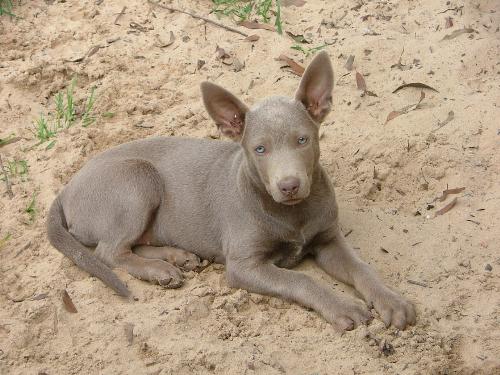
<box><xmin>485</xmin><ymin>264</ymin><xmax>492</xmax><ymax>271</ymax></box>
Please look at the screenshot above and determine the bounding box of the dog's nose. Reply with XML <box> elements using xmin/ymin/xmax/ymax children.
<box><xmin>278</xmin><ymin>177</ymin><xmax>300</xmax><ymax>196</ymax></box>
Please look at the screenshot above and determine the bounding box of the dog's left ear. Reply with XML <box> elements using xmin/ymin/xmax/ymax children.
<box><xmin>201</xmin><ymin>82</ymin><xmax>249</xmax><ymax>141</ymax></box>
<box><xmin>295</xmin><ymin>51</ymin><xmax>334</xmax><ymax>124</ymax></box>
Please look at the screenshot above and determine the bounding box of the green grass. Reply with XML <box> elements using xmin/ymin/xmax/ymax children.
<box><xmin>82</xmin><ymin>86</ymin><xmax>96</xmax><ymax>127</ymax></box>
<box><xmin>0</xmin><ymin>233</ymin><xmax>11</xmax><ymax>250</ymax></box>
<box><xmin>0</xmin><ymin>133</ymin><xmax>16</xmax><ymax>146</ymax></box>
<box><xmin>32</xmin><ymin>78</ymin><xmax>98</xmax><ymax>146</ymax></box>
<box><xmin>25</xmin><ymin>191</ymin><xmax>37</xmax><ymax>222</ymax></box>
<box><xmin>6</xmin><ymin>159</ymin><xmax>28</xmax><ymax>180</ymax></box>
<box><xmin>291</xmin><ymin>44</ymin><xmax>327</xmax><ymax>57</ymax></box>
<box><xmin>212</xmin><ymin>0</ymin><xmax>283</xmax><ymax>34</ymax></box>
<box><xmin>0</xmin><ymin>0</ymin><xmax>14</xmax><ymax>17</ymax></box>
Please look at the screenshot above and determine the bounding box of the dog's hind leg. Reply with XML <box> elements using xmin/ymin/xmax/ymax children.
<box><xmin>133</xmin><ymin>245</ymin><xmax>203</xmax><ymax>271</ymax></box>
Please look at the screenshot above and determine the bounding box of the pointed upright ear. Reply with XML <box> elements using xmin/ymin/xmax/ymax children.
<box><xmin>295</xmin><ymin>51</ymin><xmax>334</xmax><ymax>124</ymax></box>
<box><xmin>201</xmin><ymin>82</ymin><xmax>249</xmax><ymax>141</ymax></box>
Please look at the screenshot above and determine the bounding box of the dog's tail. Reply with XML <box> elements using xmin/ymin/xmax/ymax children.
<box><xmin>47</xmin><ymin>197</ymin><xmax>130</xmax><ymax>297</ymax></box>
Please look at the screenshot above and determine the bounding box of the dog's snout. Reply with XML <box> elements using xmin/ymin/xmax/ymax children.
<box><xmin>278</xmin><ymin>177</ymin><xmax>300</xmax><ymax>196</ymax></box>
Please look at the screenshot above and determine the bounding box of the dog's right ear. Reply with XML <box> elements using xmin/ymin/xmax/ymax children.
<box><xmin>201</xmin><ymin>82</ymin><xmax>249</xmax><ymax>141</ymax></box>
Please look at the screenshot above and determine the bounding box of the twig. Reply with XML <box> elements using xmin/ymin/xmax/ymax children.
<box><xmin>407</xmin><ymin>279</ymin><xmax>428</xmax><ymax>288</ymax></box>
<box><xmin>0</xmin><ymin>154</ymin><xmax>14</xmax><ymax>199</ymax></box>
<box><xmin>148</xmin><ymin>0</ymin><xmax>249</xmax><ymax>37</ymax></box>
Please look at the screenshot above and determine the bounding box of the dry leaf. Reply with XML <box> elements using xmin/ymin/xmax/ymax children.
<box><xmin>286</xmin><ymin>31</ymin><xmax>311</xmax><ymax>44</ymax></box>
<box><xmin>356</xmin><ymin>72</ymin><xmax>366</xmax><ymax>91</ymax></box>
<box><xmin>441</xmin><ymin>28</ymin><xmax>475</xmax><ymax>41</ymax></box>
<box><xmin>244</xmin><ymin>34</ymin><xmax>260</xmax><ymax>42</ymax></box>
<box><xmin>392</xmin><ymin>82</ymin><xmax>438</xmax><ymax>94</ymax></box>
<box><xmin>437</xmin><ymin>187</ymin><xmax>465</xmax><ymax>202</ymax></box>
<box><xmin>386</xmin><ymin>111</ymin><xmax>403</xmax><ymax>123</ymax></box>
<box><xmin>434</xmin><ymin>197</ymin><xmax>458</xmax><ymax>217</ymax></box>
<box><xmin>445</xmin><ymin>17</ymin><xmax>453</xmax><ymax>28</ymax></box>
<box><xmin>215</xmin><ymin>46</ymin><xmax>229</xmax><ymax>60</ymax></box>
<box><xmin>62</xmin><ymin>290</ymin><xmax>78</xmax><ymax>313</ymax></box>
<box><xmin>275</xmin><ymin>55</ymin><xmax>305</xmax><ymax>76</ymax></box>
<box><xmin>345</xmin><ymin>55</ymin><xmax>355</xmax><ymax>71</ymax></box>
<box><xmin>385</xmin><ymin>91</ymin><xmax>426</xmax><ymax>124</ymax></box>
<box><xmin>156</xmin><ymin>31</ymin><xmax>175</xmax><ymax>47</ymax></box>
<box><xmin>238</xmin><ymin>20</ymin><xmax>275</xmax><ymax>32</ymax></box>
<box><xmin>124</xmin><ymin>323</ymin><xmax>134</xmax><ymax>346</ymax></box>
<box><xmin>283</xmin><ymin>0</ymin><xmax>306</xmax><ymax>6</ymax></box>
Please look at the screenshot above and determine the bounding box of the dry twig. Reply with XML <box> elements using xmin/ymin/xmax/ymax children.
<box><xmin>148</xmin><ymin>0</ymin><xmax>249</xmax><ymax>37</ymax></box>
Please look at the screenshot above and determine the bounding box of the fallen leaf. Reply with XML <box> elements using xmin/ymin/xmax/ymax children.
<box><xmin>286</xmin><ymin>31</ymin><xmax>311</xmax><ymax>43</ymax></box>
<box><xmin>283</xmin><ymin>0</ymin><xmax>306</xmax><ymax>6</ymax></box>
<box><xmin>437</xmin><ymin>187</ymin><xmax>465</xmax><ymax>202</ymax></box>
<box><xmin>215</xmin><ymin>46</ymin><xmax>229</xmax><ymax>60</ymax></box>
<box><xmin>62</xmin><ymin>290</ymin><xmax>78</xmax><ymax>313</ymax></box>
<box><xmin>386</xmin><ymin>111</ymin><xmax>403</xmax><ymax>123</ymax></box>
<box><xmin>238</xmin><ymin>20</ymin><xmax>275</xmax><ymax>32</ymax></box>
<box><xmin>445</xmin><ymin>17</ymin><xmax>453</xmax><ymax>28</ymax></box>
<box><xmin>434</xmin><ymin>197</ymin><xmax>458</xmax><ymax>217</ymax></box>
<box><xmin>441</xmin><ymin>27</ymin><xmax>476</xmax><ymax>41</ymax></box>
<box><xmin>392</xmin><ymin>82</ymin><xmax>438</xmax><ymax>93</ymax></box>
<box><xmin>275</xmin><ymin>55</ymin><xmax>305</xmax><ymax>76</ymax></box>
<box><xmin>156</xmin><ymin>31</ymin><xmax>175</xmax><ymax>47</ymax></box>
<box><xmin>124</xmin><ymin>323</ymin><xmax>134</xmax><ymax>346</ymax></box>
<box><xmin>345</xmin><ymin>55</ymin><xmax>355</xmax><ymax>71</ymax></box>
<box><xmin>244</xmin><ymin>34</ymin><xmax>260</xmax><ymax>42</ymax></box>
<box><xmin>31</xmin><ymin>293</ymin><xmax>48</xmax><ymax>301</ymax></box>
<box><xmin>385</xmin><ymin>91</ymin><xmax>426</xmax><ymax>124</ymax></box>
<box><xmin>356</xmin><ymin>72</ymin><xmax>366</xmax><ymax>91</ymax></box>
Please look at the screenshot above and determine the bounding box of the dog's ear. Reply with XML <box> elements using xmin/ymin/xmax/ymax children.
<box><xmin>201</xmin><ymin>82</ymin><xmax>249</xmax><ymax>141</ymax></box>
<box><xmin>295</xmin><ymin>51</ymin><xmax>334</xmax><ymax>123</ymax></box>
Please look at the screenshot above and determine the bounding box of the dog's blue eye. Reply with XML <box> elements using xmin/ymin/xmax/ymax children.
<box><xmin>297</xmin><ymin>136</ymin><xmax>308</xmax><ymax>145</ymax></box>
<box><xmin>255</xmin><ymin>146</ymin><xmax>266</xmax><ymax>154</ymax></box>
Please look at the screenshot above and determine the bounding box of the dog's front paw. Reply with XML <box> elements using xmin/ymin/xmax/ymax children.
<box><xmin>327</xmin><ymin>297</ymin><xmax>373</xmax><ymax>332</ymax></box>
<box><xmin>369</xmin><ymin>288</ymin><xmax>416</xmax><ymax>330</ymax></box>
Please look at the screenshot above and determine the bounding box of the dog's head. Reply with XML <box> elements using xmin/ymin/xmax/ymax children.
<box><xmin>201</xmin><ymin>51</ymin><xmax>333</xmax><ymax>205</ymax></box>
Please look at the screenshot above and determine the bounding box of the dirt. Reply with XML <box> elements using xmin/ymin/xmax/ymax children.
<box><xmin>1</xmin><ymin>1</ymin><xmax>499</xmax><ymax>374</ymax></box>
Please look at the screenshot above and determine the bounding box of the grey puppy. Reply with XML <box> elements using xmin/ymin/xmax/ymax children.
<box><xmin>47</xmin><ymin>51</ymin><xmax>415</xmax><ymax>331</ymax></box>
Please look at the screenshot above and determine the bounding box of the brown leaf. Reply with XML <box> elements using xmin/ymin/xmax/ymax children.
<box><xmin>441</xmin><ymin>28</ymin><xmax>476</xmax><ymax>41</ymax></box>
<box><xmin>386</xmin><ymin>111</ymin><xmax>403</xmax><ymax>123</ymax></box>
<box><xmin>345</xmin><ymin>55</ymin><xmax>355</xmax><ymax>71</ymax></box>
<box><xmin>356</xmin><ymin>72</ymin><xmax>366</xmax><ymax>91</ymax></box>
<box><xmin>445</xmin><ymin>17</ymin><xmax>453</xmax><ymax>28</ymax></box>
<box><xmin>62</xmin><ymin>290</ymin><xmax>78</xmax><ymax>313</ymax></box>
<box><xmin>385</xmin><ymin>91</ymin><xmax>426</xmax><ymax>124</ymax></box>
<box><xmin>244</xmin><ymin>34</ymin><xmax>260</xmax><ymax>42</ymax></box>
<box><xmin>275</xmin><ymin>55</ymin><xmax>305</xmax><ymax>76</ymax></box>
<box><xmin>437</xmin><ymin>187</ymin><xmax>465</xmax><ymax>202</ymax></box>
<box><xmin>392</xmin><ymin>82</ymin><xmax>438</xmax><ymax>94</ymax></box>
<box><xmin>283</xmin><ymin>0</ymin><xmax>306</xmax><ymax>7</ymax></box>
<box><xmin>215</xmin><ymin>46</ymin><xmax>229</xmax><ymax>60</ymax></box>
<box><xmin>237</xmin><ymin>20</ymin><xmax>275</xmax><ymax>32</ymax></box>
<box><xmin>434</xmin><ymin>197</ymin><xmax>458</xmax><ymax>217</ymax></box>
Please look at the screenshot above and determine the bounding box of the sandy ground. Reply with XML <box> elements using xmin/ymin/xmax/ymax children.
<box><xmin>1</xmin><ymin>0</ymin><xmax>499</xmax><ymax>374</ymax></box>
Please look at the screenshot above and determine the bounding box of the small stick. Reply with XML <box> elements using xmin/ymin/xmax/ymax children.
<box><xmin>407</xmin><ymin>279</ymin><xmax>428</xmax><ymax>288</ymax></box>
<box><xmin>0</xmin><ymin>154</ymin><xmax>13</xmax><ymax>198</ymax></box>
<box><xmin>114</xmin><ymin>6</ymin><xmax>127</xmax><ymax>25</ymax></box>
<box><xmin>148</xmin><ymin>0</ymin><xmax>249</xmax><ymax>37</ymax></box>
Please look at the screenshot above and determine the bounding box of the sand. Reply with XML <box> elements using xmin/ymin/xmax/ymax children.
<box><xmin>0</xmin><ymin>0</ymin><xmax>499</xmax><ymax>374</ymax></box>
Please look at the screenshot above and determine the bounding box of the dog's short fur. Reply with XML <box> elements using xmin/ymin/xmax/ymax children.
<box><xmin>47</xmin><ymin>52</ymin><xmax>415</xmax><ymax>331</ymax></box>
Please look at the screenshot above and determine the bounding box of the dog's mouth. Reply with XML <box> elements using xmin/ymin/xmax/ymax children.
<box><xmin>280</xmin><ymin>198</ymin><xmax>303</xmax><ymax>206</ymax></box>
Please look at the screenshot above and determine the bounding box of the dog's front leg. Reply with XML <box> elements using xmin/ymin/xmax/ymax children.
<box><xmin>314</xmin><ymin>226</ymin><xmax>416</xmax><ymax>329</ymax></box>
<box><xmin>226</xmin><ymin>256</ymin><xmax>372</xmax><ymax>331</ymax></box>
